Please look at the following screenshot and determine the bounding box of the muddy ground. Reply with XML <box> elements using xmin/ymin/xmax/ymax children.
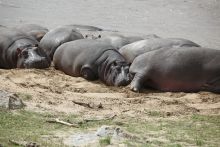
<box><xmin>0</xmin><ymin>0</ymin><xmax>220</xmax><ymax>146</ymax></box>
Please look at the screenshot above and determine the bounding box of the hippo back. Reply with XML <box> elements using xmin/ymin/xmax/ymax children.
<box><xmin>15</xmin><ymin>24</ymin><xmax>48</xmax><ymax>41</ymax></box>
<box><xmin>119</xmin><ymin>38</ymin><xmax>200</xmax><ymax>63</ymax></box>
<box><xmin>54</xmin><ymin>39</ymin><xmax>115</xmax><ymax>76</ymax></box>
<box><xmin>39</xmin><ymin>26</ymin><xmax>84</xmax><ymax>60</ymax></box>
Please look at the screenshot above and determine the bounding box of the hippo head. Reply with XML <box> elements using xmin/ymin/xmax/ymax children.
<box><xmin>16</xmin><ymin>45</ymin><xmax>51</xmax><ymax>69</ymax></box>
<box><xmin>105</xmin><ymin>61</ymin><xmax>131</xmax><ymax>86</ymax></box>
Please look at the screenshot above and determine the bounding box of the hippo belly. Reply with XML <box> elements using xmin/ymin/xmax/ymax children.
<box><xmin>53</xmin><ymin>39</ymin><xmax>130</xmax><ymax>86</ymax></box>
<box><xmin>119</xmin><ymin>38</ymin><xmax>200</xmax><ymax>63</ymax></box>
<box><xmin>129</xmin><ymin>47</ymin><xmax>220</xmax><ymax>93</ymax></box>
<box><xmin>39</xmin><ymin>26</ymin><xmax>84</xmax><ymax>60</ymax></box>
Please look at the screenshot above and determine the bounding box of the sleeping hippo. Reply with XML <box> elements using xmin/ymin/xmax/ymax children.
<box><xmin>53</xmin><ymin>39</ymin><xmax>130</xmax><ymax>86</ymax></box>
<box><xmin>15</xmin><ymin>24</ymin><xmax>49</xmax><ymax>41</ymax></box>
<box><xmin>39</xmin><ymin>26</ymin><xmax>84</xmax><ymax>60</ymax></box>
<box><xmin>119</xmin><ymin>38</ymin><xmax>200</xmax><ymax>63</ymax></box>
<box><xmin>0</xmin><ymin>28</ymin><xmax>50</xmax><ymax>69</ymax></box>
<box><xmin>130</xmin><ymin>47</ymin><xmax>220</xmax><ymax>93</ymax></box>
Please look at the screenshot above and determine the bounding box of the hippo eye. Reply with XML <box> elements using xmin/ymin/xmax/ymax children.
<box><xmin>22</xmin><ymin>50</ymin><xmax>29</xmax><ymax>58</ymax></box>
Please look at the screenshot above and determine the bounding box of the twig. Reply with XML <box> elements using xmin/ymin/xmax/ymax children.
<box><xmin>72</xmin><ymin>100</ymin><xmax>103</xmax><ymax>109</ymax></box>
<box><xmin>84</xmin><ymin>114</ymin><xmax>117</xmax><ymax>122</ymax></box>
<box><xmin>46</xmin><ymin>118</ymin><xmax>79</xmax><ymax>127</ymax></box>
<box><xmin>9</xmin><ymin>140</ymin><xmax>39</xmax><ymax>147</ymax></box>
<box><xmin>9</xmin><ymin>140</ymin><xmax>25</xmax><ymax>146</ymax></box>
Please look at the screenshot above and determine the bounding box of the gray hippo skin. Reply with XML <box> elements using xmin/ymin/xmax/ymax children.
<box><xmin>15</xmin><ymin>24</ymin><xmax>48</xmax><ymax>41</ymax></box>
<box><xmin>39</xmin><ymin>26</ymin><xmax>84</xmax><ymax>60</ymax></box>
<box><xmin>65</xmin><ymin>24</ymin><xmax>103</xmax><ymax>31</ymax></box>
<box><xmin>53</xmin><ymin>39</ymin><xmax>130</xmax><ymax>86</ymax></box>
<box><xmin>130</xmin><ymin>47</ymin><xmax>220</xmax><ymax>93</ymax></box>
<box><xmin>97</xmin><ymin>34</ymin><xmax>145</xmax><ymax>50</ymax></box>
<box><xmin>0</xmin><ymin>28</ymin><xmax>50</xmax><ymax>69</ymax></box>
<box><xmin>119</xmin><ymin>38</ymin><xmax>200</xmax><ymax>63</ymax></box>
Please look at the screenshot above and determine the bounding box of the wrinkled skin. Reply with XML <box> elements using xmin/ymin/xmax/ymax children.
<box><xmin>15</xmin><ymin>24</ymin><xmax>48</xmax><ymax>41</ymax></box>
<box><xmin>39</xmin><ymin>26</ymin><xmax>84</xmax><ymax>60</ymax></box>
<box><xmin>0</xmin><ymin>28</ymin><xmax>50</xmax><ymax>69</ymax></box>
<box><xmin>54</xmin><ymin>39</ymin><xmax>130</xmax><ymax>86</ymax></box>
<box><xmin>130</xmin><ymin>47</ymin><xmax>220</xmax><ymax>93</ymax></box>
<box><xmin>119</xmin><ymin>38</ymin><xmax>200</xmax><ymax>63</ymax></box>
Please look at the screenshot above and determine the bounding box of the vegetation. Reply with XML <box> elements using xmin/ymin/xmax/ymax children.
<box><xmin>0</xmin><ymin>109</ymin><xmax>219</xmax><ymax>147</ymax></box>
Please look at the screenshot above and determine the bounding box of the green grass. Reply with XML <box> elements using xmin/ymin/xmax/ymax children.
<box><xmin>0</xmin><ymin>109</ymin><xmax>219</xmax><ymax>147</ymax></box>
<box><xmin>99</xmin><ymin>136</ymin><xmax>111</xmax><ymax>146</ymax></box>
<box><xmin>0</xmin><ymin>110</ymin><xmax>69</xmax><ymax>147</ymax></box>
<box><xmin>123</xmin><ymin>114</ymin><xmax>220</xmax><ymax>146</ymax></box>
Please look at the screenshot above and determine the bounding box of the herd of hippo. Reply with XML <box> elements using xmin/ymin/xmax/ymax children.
<box><xmin>1</xmin><ymin>24</ymin><xmax>220</xmax><ymax>93</ymax></box>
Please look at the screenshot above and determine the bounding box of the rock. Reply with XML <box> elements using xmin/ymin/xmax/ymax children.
<box><xmin>64</xmin><ymin>125</ymin><xmax>137</xmax><ymax>146</ymax></box>
<box><xmin>96</xmin><ymin>125</ymin><xmax>115</xmax><ymax>137</ymax></box>
<box><xmin>0</xmin><ymin>90</ymin><xmax>25</xmax><ymax>110</ymax></box>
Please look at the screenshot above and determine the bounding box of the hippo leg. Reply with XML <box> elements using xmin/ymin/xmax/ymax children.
<box><xmin>130</xmin><ymin>73</ymin><xmax>145</xmax><ymax>92</ymax></box>
<box><xmin>80</xmin><ymin>66</ymin><xmax>97</xmax><ymax>81</ymax></box>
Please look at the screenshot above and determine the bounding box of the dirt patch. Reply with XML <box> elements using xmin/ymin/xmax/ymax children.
<box><xmin>0</xmin><ymin>68</ymin><xmax>219</xmax><ymax>118</ymax></box>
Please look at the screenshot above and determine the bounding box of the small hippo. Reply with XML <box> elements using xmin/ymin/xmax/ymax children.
<box><xmin>0</xmin><ymin>28</ymin><xmax>50</xmax><ymax>69</ymax></box>
<box><xmin>15</xmin><ymin>24</ymin><xmax>49</xmax><ymax>41</ymax></box>
<box><xmin>53</xmin><ymin>39</ymin><xmax>130</xmax><ymax>86</ymax></box>
<box><xmin>39</xmin><ymin>26</ymin><xmax>84</xmax><ymax>60</ymax></box>
<box><xmin>130</xmin><ymin>47</ymin><xmax>220</xmax><ymax>93</ymax></box>
<box><xmin>119</xmin><ymin>38</ymin><xmax>200</xmax><ymax>63</ymax></box>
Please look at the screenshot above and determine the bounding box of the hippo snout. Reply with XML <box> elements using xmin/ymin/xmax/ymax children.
<box><xmin>114</xmin><ymin>73</ymin><xmax>131</xmax><ymax>86</ymax></box>
<box><xmin>25</xmin><ymin>57</ymin><xmax>50</xmax><ymax>69</ymax></box>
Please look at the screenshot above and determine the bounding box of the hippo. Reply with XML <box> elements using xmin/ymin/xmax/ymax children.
<box><xmin>39</xmin><ymin>26</ymin><xmax>84</xmax><ymax>60</ymax></box>
<box><xmin>65</xmin><ymin>24</ymin><xmax>103</xmax><ymax>31</ymax></box>
<box><xmin>15</xmin><ymin>24</ymin><xmax>48</xmax><ymax>41</ymax></box>
<box><xmin>95</xmin><ymin>34</ymin><xmax>145</xmax><ymax>50</ymax></box>
<box><xmin>130</xmin><ymin>47</ymin><xmax>220</xmax><ymax>93</ymax></box>
<box><xmin>119</xmin><ymin>38</ymin><xmax>200</xmax><ymax>63</ymax></box>
<box><xmin>53</xmin><ymin>39</ymin><xmax>130</xmax><ymax>86</ymax></box>
<box><xmin>0</xmin><ymin>28</ymin><xmax>50</xmax><ymax>69</ymax></box>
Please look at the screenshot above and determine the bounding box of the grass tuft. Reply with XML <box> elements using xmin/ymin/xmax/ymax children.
<box><xmin>99</xmin><ymin>136</ymin><xmax>111</xmax><ymax>146</ymax></box>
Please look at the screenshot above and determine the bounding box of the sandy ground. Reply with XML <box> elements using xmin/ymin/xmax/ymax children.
<box><xmin>0</xmin><ymin>68</ymin><xmax>219</xmax><ymax>118</ymax></box>
<box><xmin>0</xmin><ymin>0</ymin><xmax>220</xmax><ymax>122</ymax></box>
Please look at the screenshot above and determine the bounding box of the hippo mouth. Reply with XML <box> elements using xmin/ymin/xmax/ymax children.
<box><xmin>24</xmin><ymin>58</ymin><xmax>50</xmax><ymax>69</ymax></box>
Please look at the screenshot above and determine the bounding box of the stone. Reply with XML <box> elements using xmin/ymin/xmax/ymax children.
<box><xmin>0</xmin><ymin>90</ymin><xmax>25</xmax><ymax>110</ymax></box>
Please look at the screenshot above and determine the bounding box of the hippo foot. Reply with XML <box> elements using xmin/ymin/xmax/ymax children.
<box><xmin>81</xmin><ymin>67</ymin><xmax>97</xmax><ymax>81</ymax></box>
<box><xmin>130</xmin><ymin>74</ymin><xmax>144</xmax><ymax>92</ymax></box>
<box><xmin>130</xmin><ymin>80</ymin><xmax>142</xmax><ymax>92</ymax></box>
